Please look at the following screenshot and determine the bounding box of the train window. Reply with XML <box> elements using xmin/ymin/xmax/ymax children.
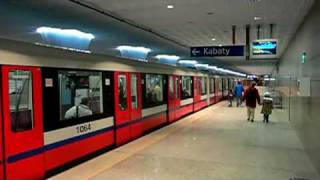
<box><xmin>59</xmin><ymin>71</ymin><xmax>103</xmax><ymax>120</ymax></box>
<box><xmin>210</xmin><ymin>78</ymin><xmax>215</xmax><ymax>93</ymax></box>
<box><xmin>169</xmin><ymin>76</ymin><xmax>174</xmax><ymax>99</ymax></box>
<box><xmin>181</xmin><ymin>76</ymin><xmax>192</xmax><ymax>99</ymax></box>
<box><xmin>145</xmin><ymin>74</ymin><xmax>164</xmax><ymax>106</ymax></box>
<box><xmin>175</xmin><ymin>78</ymin><xmax>179</xmax><ymax>98</ymax></box>
<box><xmin>201</xmin><ymin>77</ymin><xmax>207</xmax><ymax>95</ymax></box>
<box><xmin>131</xmin><ymin>74</ymin><xmax>138</xmax><ymax>109</ymax></box>
<box><xmin>118</xmin><ymin>75</ymin><xmax>128</xmax><ymax>111</ymax></box>
<box><xmin>9</xmin><ymin>70</ymin><xmax>34</xmax><ymax>132</ymax></box>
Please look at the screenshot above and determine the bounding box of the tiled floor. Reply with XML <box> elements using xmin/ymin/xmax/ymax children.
<box><xmin>50</xmin><ymin>102</ymin><xmax>320</xmax><ymax>180</ymax></box>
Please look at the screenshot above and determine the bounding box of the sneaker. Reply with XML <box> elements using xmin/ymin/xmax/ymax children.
<box><xmin>251</xmin><ymin>120</ymin><xmax>254</xmax><ymax>122</ymax></box>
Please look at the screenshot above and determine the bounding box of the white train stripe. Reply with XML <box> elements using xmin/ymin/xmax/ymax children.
<box><xmin>201</xmin><ymin>95</ymin><xmax>208</xmax><ymax>100</ymax></box>
<box><xmin>180</xmin><ymin>98</ymin><xmax>194</xmax><ymax>106</ymax></box>
<box><xmin>142</xmin><ymin>105</ymin><xmax>167</xmax><ymax>118</ymax></box>
<box><xmin>44</xmin><ymin>117</ymin><xmax>114</xmax><ymax>145</ymax></box>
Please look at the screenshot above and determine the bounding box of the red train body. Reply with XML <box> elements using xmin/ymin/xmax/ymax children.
<box><xmin>0</xmin><ymin>40</ymin><xmax>235</xmax><ymax>179</ymax></box>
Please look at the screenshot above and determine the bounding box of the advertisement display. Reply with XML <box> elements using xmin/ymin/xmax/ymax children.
<box><xmin>251</xmin><ymin>39</ymin><xmax>278</xmax><ymax>59</ymax></box>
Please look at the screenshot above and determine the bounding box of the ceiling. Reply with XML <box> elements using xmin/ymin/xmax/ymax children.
<box><xmin>78</xmin><ymin>0</ymin><xmax>313</xmax><ymax>55</ymax></box>
<box><xmin>0</xmin><ymin>0</ymin><xmax>315</xmax><ymax>75</ymax></box>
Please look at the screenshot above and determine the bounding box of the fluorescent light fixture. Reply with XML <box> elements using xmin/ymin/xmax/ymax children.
<box><xmin>207</xmin><ymin>66</ymin><xmax>246</xmax><ymax>77</ymax></box>
<box><xmin>167</xmin><ymin>5</ymin><xmax>174</xmax><ymax>9</ymax></box>
<box><xmin>36</xmin><ymin>27</ymin><xmax>95</xmax><ymax>40</ymax></box>
<box><xmin>116</xmin><ymin>45</ymin><xmax>151</xmax><ymax>61</ymax></box>
<box><xmin>254</xmin><ymin>16</ymin><xmax>262</xmax><ymax>21</ymax></box>
<box><xmin>155</xmin><ymin>55</ymin><xmax>180</xmax><ymax>61</ymax></box>
<box><xmin>116</xmin><ymin>45</ymin><xmax>151</xmax><ymax>54</ymax></box>
<box><xmin>178</xmin><ymin>60</ymin><xmax>198</xmax><ymax>65</ymax></box>
<box><xmin>195</xmin><ymin>63</ymin><xmax>209</xmax><ymax>70</ymax></box>
<box><xmin>208</xmin><ymin>66</ymin><xmax>218</xmax><ymax>70</ymax></box>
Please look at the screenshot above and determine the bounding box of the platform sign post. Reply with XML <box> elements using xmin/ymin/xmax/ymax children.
<box><xmin>190</xmin><ymin>45</ymin><xmax>245</xmax><ymax>57</ymax></box>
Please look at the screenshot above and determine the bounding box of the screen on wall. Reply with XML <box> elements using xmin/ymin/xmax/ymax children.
<box><xmin>251</xmin><ymin>39</ymin><xmax>278</xmax><ymax>59</ymax></box>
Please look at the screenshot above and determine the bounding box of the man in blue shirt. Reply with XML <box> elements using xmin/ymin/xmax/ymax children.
<box><xmin>234</xmin><ymin>81</ymin><xmax>244</xmax><ymax>107</ymax></box>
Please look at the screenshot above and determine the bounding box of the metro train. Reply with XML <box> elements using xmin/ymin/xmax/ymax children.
<box><xmin>0</xmin><ymin>38</ymin><xmax>236</xmax><ymax>179</ymax></box>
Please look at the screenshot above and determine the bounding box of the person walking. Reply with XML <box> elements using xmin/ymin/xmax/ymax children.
<box><xmin>243</xmin><ymin>82</ymin><xmax>260</xmax><ymax>122</ymax></box>
<box><xmin>234</xmin><ymin>81</ymin><xmax>244</xmax><ymax>107</ymax></box>
<box><xmin>261</xmin><ymin>92</ymin><xmax>273</xmax><ymax>123</ymax></box>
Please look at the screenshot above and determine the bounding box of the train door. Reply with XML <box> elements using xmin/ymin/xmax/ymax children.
<box><xmin>193</xmin><ymin>77</ymin><xmax>201</xmax><ymax>111</ymax></box>
<box><xmin>168</xmin><ymin>75</ymin><xmax>179</xmax><ymax>122</ymax></box>
<box><xmin>114</xmin><ymin>72</ymin><xmax>131</xmax><ymax>145</ymax></box>
<box><xmin>130</xmin><ymin>73</ymin><xmax>142</xmax><ymax>139</ymax></box>
<box><xmin>1</xmin><ymin>66</ymin><xmax>45</xmax><ymax>179</ymax></box>
<box><xmin>209</xmin><ymin>78</ymin><xmax>215</xmax><ymax>104</ymax></box>
<box><xmin>174</xmin><ymin>76</ymin><xmax>181</xmax><ymax>119</ymax></box>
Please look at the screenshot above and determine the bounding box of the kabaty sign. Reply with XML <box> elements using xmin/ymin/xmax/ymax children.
<box><xmin>190</xmin><ymin>45</ymin><xmax>245</xmax><ymax>57</ymax></box>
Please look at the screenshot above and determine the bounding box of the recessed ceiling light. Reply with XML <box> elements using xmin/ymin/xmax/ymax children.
<box><xmin>167</xmin><ymin>5</ymin><xmax>174</xmax><ymax>9</ymax></box>
<box><xmin>254</xmin><ymin>16</ymin><xmax>262</xmax><ymax>20</ymax></box>
<box><xmin>211</xmin><ymin>38</ymin><xmax>216</xmax><ymax>41</ymax></box>
<box><xmin>219</xmin><ymin>44</ymin><xmax>222</xmax><ymax>47</ymax></box>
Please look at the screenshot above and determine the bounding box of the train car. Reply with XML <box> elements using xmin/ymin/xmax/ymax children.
<box><xmin>0</xmin><ymin>38</ymin><xmax>226</xmax><ymax>179</ymax></box>
<box><xmin>168</xmin><ymin>75</ymin><xmax>194</xmax><ymax>123</ymax></box>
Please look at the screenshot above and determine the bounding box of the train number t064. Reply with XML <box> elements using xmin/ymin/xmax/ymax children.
<box><xmin>76</xmin><ymin>123</ymin><xmax>92</xmax><ymax>134</ymax></box>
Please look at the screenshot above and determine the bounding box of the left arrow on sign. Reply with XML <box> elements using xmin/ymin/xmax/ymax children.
<box><xmin>192</xmin><ymin>48</ymin><xmax>200</xmax><ymax>56</ymax></box>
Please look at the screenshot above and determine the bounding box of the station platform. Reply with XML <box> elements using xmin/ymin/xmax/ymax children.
<box><xmin>50</xmin><ymin>102</ymin><xmax>320</xmax><ymax>180</ymax></box>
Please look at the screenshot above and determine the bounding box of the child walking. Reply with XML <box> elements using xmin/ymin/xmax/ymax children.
<box><xmin>261</xmin><ymin>92</ymin><xmax>273</xmax><ymax>123</ymax></box>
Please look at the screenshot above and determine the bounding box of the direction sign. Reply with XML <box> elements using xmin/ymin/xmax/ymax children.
<box><xmin>190</xmin><ymin>45</ymin><xmax>245</xmax><ymax>57</ymax></box>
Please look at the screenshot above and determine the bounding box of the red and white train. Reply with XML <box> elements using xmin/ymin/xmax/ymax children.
<box><xmin>0</xmin><ymin>39</ymin><xmax>236</xmax><ymax>179</ymax></box>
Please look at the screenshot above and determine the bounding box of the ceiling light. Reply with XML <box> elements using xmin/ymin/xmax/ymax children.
<box><xmin>254</xmin><ymin>16</ymin><xmax>262</xmax><ymax>21</ymax></box>
<box><xmin>167</xmin><ymin>5</ymin><xmax>174</xmax><ymax>9</ymax></box>
<box><xmin>219</xmin><ymin>44</ymin><xmax>222</xmax><ymax>47</ymax></box>
<box><xmin>178</xmin><ymin>60</ymin><xmax>198</xmax><ymax>65</ymax></box>
<box><xmin>195</xmin><ymin>64</ymin><xmax>209</xmax><ymax>70</ymax></box>
<box><xmin>36</xmin><ymin>27</ymin><xmax>95</xmax><ymax>40</ymax></box>
<box><xmin>208</xmin><ymin>66</ymin><xmax>218</xmax><ymax>71</ymax></box>
<box><xmin>155</xmin><ymin>55</ymin><xmax>180</xmax><ymax>61</ymax></box>
<box><xmin>116</xmin><ymin>45</ymin><xmax>151</xmax><ymax>61</ymax></box>
<box><xmin>211</xmin><ymin>38</ymin><xmax>216</xmax><ymax>41</ymax></box>
<box><xmin>116</xmin><ymin>45</ymin><xmax>151</xmax><ymax>54</ymax></box>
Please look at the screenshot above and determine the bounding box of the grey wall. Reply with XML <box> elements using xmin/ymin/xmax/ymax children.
<box><xmin>277</xmin><ymin>0</ymin><xmax>320</xmax><ymax>174</ymax></box>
